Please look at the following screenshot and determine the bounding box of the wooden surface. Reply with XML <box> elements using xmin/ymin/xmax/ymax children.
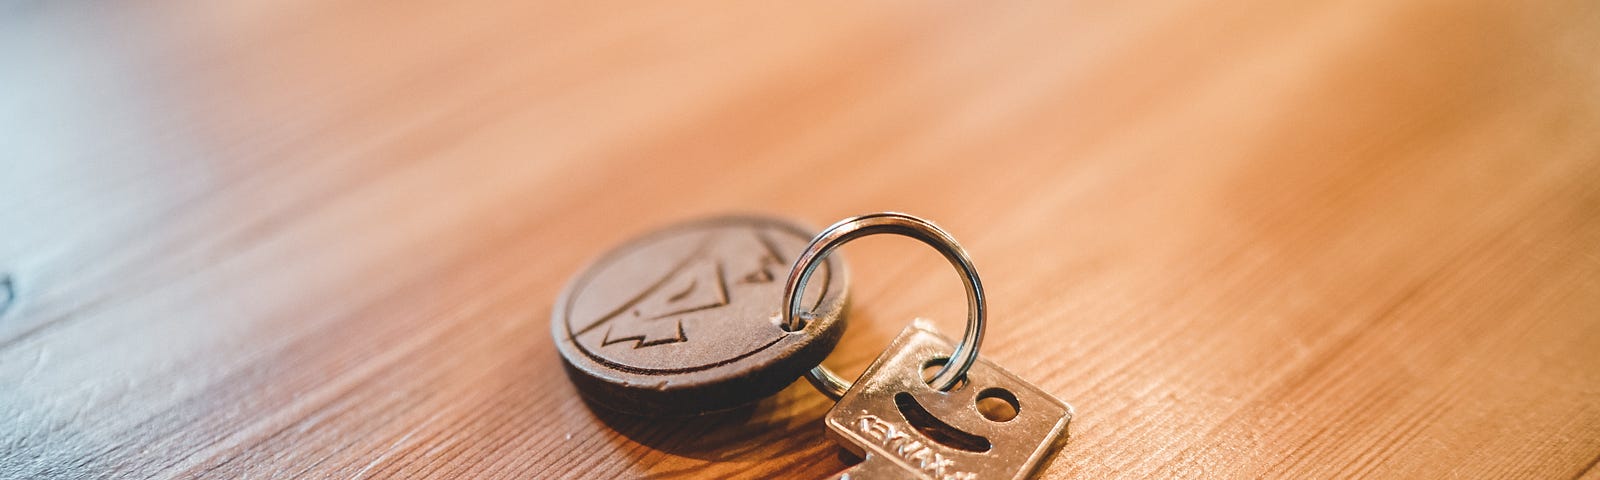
<box><xmin>3</xmin><ymin>1</ymin><xmax>1599</xmax><ymax>478</ymax></box>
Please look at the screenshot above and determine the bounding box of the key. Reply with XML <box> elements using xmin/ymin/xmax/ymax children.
<box><xmin>552</xmin><ymin>215</ymin><xmax>851</xmax><ymax>416</ymax></box>
<box><xmin>825</xmin><ymin>320</ymin><xmax>1073</xmax><ymax>479</ymax></box>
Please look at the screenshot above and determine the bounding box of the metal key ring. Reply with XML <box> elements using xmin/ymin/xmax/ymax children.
<box><xmin>782</xmin><ymin>212</ymin><xmax>985</xmax><ymax>400</ymax></box>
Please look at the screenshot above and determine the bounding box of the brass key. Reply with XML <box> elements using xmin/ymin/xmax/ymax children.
<box><xmin>824</xmin><ymin>321</ymin><xmax>1072</xmax><ymax>480</ymax></box>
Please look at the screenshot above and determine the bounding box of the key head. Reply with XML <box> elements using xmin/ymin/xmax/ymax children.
<box><xmin>826</xmin><ymin>321</ymin><xmax>1072</xmax><ymax>479</ymax></box>
<box><xmin>552</xmin><ymin>216</ymin><xmax>849</xmax><ymax>416</ymax></box>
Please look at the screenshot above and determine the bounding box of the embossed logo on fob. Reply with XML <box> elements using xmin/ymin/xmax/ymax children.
<box><xmin>562</xmin><ymin>218</ymin><xmax>838</xmax><ymax>372</ymax></box>
<box><xmin>583</xmin><ymin>227</ymin><xmax>789</xmax><ymax>349</ymax></box>
<box><xmin>552</xmin><ymin>216</ymin><xmax>849</xmax><ymax>415</ymax></box>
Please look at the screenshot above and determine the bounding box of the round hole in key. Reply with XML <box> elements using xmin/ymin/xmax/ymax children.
<box><xmin>976</xmin><ymin>388</ymin><xmax>1020</xmax><ymax>422</ymax></box>
<box><xmin>920</xmin><ymin>357</ymin><xmax>968</xmax><ymax>392</ymax></box>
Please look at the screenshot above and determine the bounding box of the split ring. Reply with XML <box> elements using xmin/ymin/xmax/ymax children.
<box><xmin>781</xmin><ymin>212</ymin><xmax>986</xmax><ymax>399</ymax></box>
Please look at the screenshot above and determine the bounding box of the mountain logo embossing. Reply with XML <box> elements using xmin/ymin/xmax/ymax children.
<box><xmin>584</xmin><ymin>229</ymin><xmax>787</xmax><ymax>349</ymax></box>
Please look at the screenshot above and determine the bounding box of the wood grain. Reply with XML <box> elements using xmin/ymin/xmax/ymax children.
<box><xmin>3</xmin><ymin>0</ymin><xmax>1599</xmax><ymax>478</ymax></box>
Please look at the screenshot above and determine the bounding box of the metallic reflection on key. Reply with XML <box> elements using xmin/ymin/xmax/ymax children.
<box><xmin>826</xmin><ymin>321</ymin><xmax>1073</xmax><ymax>479</ymax></box>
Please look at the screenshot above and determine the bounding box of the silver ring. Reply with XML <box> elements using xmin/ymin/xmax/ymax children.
<box><xmin>781</xmin><ymin>212</ymin><xmax>985</xmax><ymax>399</ymax></box>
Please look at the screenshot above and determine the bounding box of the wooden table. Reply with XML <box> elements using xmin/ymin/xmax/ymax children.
<box><xmin>4</xmin><ymin>1</ymin><xmax>1598</xmax><ymax>478</ymax></box>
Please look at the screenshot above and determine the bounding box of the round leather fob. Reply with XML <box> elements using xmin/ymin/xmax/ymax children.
<box><xmin>552</xmin><ymin>215</ymin><xmax>849</xmax><ymax>416</ymax></box>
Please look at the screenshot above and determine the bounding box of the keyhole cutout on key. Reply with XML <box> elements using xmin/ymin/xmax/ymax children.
<box><xmin>920</xmin><ymin>357</ymin><xmax>969</xmax><ymax>391</ymax></box>
<box><xmin>976</xmin><ymin>388</ymin><xmax>1020</xmax><ymax>422</ymax></box>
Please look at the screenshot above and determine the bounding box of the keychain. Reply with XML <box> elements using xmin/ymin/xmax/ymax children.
<box><xmin>552</xmin><ymin>213</ymin><xmax>1073</xmax><ymax>478</ymax></box>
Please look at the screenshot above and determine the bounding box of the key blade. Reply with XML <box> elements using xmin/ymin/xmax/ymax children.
<box><xmin>824</xmin><ymin>320</ymin><xmax>1072</xmax><ymax>479</ymax></box>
